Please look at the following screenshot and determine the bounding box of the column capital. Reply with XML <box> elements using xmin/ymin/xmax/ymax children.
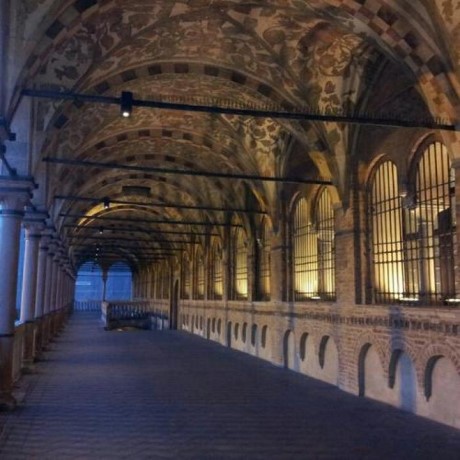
<box><xmin>0</xmin><ymin>176</ymin><xmax>35</xmax><ymax>212</ymax></box>
<box><xmin>46</xmin><ymin>236</ymin><xmax>61</xmax><ymax>255</ymax></box>
<box><xmin>23</xmin><ymin>211</ymin><xmax>48</xmax><ymax>236</ymax></box>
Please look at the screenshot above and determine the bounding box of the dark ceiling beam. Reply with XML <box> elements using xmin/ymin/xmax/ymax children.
<box><xmin>55</xmin><ymin>195</ymin><xmax>267</xmax><ymax>214</ymax></box>
<box><xmin>75</xmin><ymin>254</ymin><xmax>168</xmax><ymax>261</ymax></box>
<box><xmin>45</xmin><ymin>157</ymin><xmax>330</xmax><ymax>186</ymax></box>
<box><xmin>64</xmin><ymin>224</ymin><xmax>217</xmax><ymax>236</ymax></box>
<box><xmin>69</xmin><ymin>235</ymin><xmax>192</xmax><ymax>244</ymax></box>
<box><xmin>71</xmin><ymin>244</ymin><xmax>178</xmax><ymax>251</ymax></box>
<box><xmin>22</xmin><ymin>88</ymin><xmax>457</xmax><ymax>131</ymax></box>
<box><xmin>70</xmin><ymin>243</ymin><xmax>180</xmax><ymax>252</ymax></box>
<box><xmin>59</xmin><ymin>213</ymin><xmax>241</xmax><ymax>226</ymax></box>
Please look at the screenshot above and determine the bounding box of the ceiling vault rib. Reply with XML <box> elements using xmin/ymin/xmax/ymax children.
<box><xmin>22</xmin><ymin>89</ymin><xmax>456</xmax><ymax>131</ymax></box>
<box><xmin>55</xmin><ymin>195</ymin><xmax>267</xmax><ymax>214</ymax></box>
<box><xmin>45</xmin><ymin>157</ymin><xmax>330</xmax><ymax>185</ymax></box>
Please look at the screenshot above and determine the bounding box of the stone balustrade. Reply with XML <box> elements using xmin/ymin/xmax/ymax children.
<box><xmin>74</xmin><ymin>300</ymin><xmax>102</xmax><ymax>311</ymax></box>
<box><xmin>101</xmin><ymin>300</ymin><xmax>162</xmax><ymax>330</ymax></box>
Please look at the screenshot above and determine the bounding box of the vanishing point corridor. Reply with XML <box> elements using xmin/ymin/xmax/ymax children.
<box><xmin>0</xmin><ymin>313</ymin><xmax>460</xmax><ymax>460</ymax></box>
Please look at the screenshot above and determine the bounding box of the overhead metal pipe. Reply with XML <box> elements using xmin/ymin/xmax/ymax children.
<box><xmin>69</xmin><ymin>235</ymin><xmax>193</xmax><ymax>244</ymax></box>
<box><xmin>60</xmin><ymin>213</ymin><xmax>241</xmax><ymax>226</ymax></box>
<box><xmin>45</xmin><ymin>157</ymin><xmax>330</xmax><ymax>186</ymax></box>
<box><xmin>64</xmin><ymin>224</ymin><xmax>218</xmax><ymax>236</ymax></box>
<box><xmin>22</xmin><ymin>88</ymin><xmax>457</xmax><ymax>131</ymax></box>
<box><xmin>55</xmin><ymin>194</ymin><xmax>267</xmax><ymax>214</ymax></box>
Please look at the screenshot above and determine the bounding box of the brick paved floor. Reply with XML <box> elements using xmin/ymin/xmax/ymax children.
<box><xmin>1</xmin><ymin>313</ymin><xmax>460</xmax><ymax>459</ymax></box>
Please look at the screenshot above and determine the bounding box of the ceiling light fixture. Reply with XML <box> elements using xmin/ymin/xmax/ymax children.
<box><xmin>120</xmin><ymin>91</ymin><xmax>133</xmax><ymax>118</ymax></box>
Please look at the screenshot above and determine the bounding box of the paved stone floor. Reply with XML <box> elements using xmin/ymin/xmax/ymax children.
<box><xmin>1</xmin><ymin>313</ymin><xmax>460</xmax><ymax>459</ymax></box>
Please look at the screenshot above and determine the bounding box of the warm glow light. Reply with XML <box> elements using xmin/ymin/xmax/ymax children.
<box><xmin>120</xmin><ymin>91</ymin><xmax>133</xmax><ymax>118</ymax></box>
<box><xmin>445</xmin><ymin>298</ymin><xmax>460</xmax><ymax>304</ymax></box>
<box><xmin>399</xmin><ymin>296</ymin><xmax>419</xmax><ymax>302</ymax></box>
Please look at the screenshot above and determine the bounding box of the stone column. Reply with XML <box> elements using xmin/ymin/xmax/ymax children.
<box><xmin>222</xmin><ymin>226</ymin><xmax>230</xmax><ymax>302</ymax></box>
<box><xmin>54</xmin><ymin>262</ymin><xmax>62</xmax><ymax>333</ymax></box>
<box><xmin>0</xmin><ymin>182</ymin><xmax>32</xmax><ymax>409</ymax></box>
<box><xmin>247</xmin><ymin>240</ymin><xmax>255</xmax><ymax>302</ymax></box>
<box><xmin>454</xmin><ymin>162</ymin><xmax>460</xmax><ymax>296</ymax></box>
<box><xmin>270</xmin><ymin>230</ymin><xmax>288</xmax><ymax>302</ymax></box>
<box><xmin>41</xmin><ymin>239</ymin><xmax>57</xmax><ymax>345</ymax></box>
<box><xmin>54</xmin><ymin>261</ymin><xmax>63</xmax><ymax>311</ymax></box>
<box><xmin>102</xmin><ymin>269</ymin><xmax>108</xmax><ymax>301</ymax></box>
<box><xmin>49</xmin><ymin>253</ymin><xmax>60</xmax><ymax>337</ymax></box>
<box><xmin>19</xmin><ymin>220</ymin><xmax>43</xmax><ymax>367</ymax></box>
<box><xmin>34</xmin><ymin>235</ymin><xmax>49</xmax><ymax>352</ymax></box>
<box><xmin>334</xmin><ymin>188</ymin><xmax>367</xmax><ymax>306</ymax></box>
<box><xmin>146</xmin><ymin>268</ymin><xmax>152</xmax><ymax>299</ymax></box>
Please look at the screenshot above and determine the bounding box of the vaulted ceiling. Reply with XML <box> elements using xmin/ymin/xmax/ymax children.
<box><xmin>7</xmin><ymin>0</ymin><xmax>459</xmax><ymax>271</ymax></box>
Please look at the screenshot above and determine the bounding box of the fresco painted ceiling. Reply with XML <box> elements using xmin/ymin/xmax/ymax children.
<box><xmin>10</xmin><ymin>0</ymin><xmax>459</xmax><ymax>270</ymax></box>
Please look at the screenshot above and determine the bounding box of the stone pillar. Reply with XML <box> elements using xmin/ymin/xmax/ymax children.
<box><xmin>0</xmin><ymin>182</ymin><xmax>32</xmax><ymax>409</ymax></box>
<box><xmin>270</xmin><ymin>230</ymin><xmax>288</xmax><ymax>302</ymax></box>
<box><xmin>102</xmin><ymin>269</ymin><xmax>108</xmax><ymax>301</ymax></box>
<box><xmin>146</xmin><ymin>268</ymin><xmax>151</xmax><ymax>299</ymax></box>
<box><xmin>41</xmin><ymin>240</ymin><xmax>56</xmax><ymax>345</ymax></box>
<box><xmin>54</xmin><ymin>261</ymin><xmax>62</xmax><ymax>311</ymax></box>
<box><xmin>34</xmin><ymin>235</ymin><xmax>48</xmax><ymax>352</ymax></box>
<box><xmin>49</xmin><ymin>253</ymin><xmax>60</xmax><ymax>337</ymax></box>
<box><xmin>19</xmin><ymin>221</ymin><xmax>43</xmax><ymax>367</ymax></box>
<box><xmin>454</xmin><ymin>163</ymin><xmax>460</xmax><ymax>296</ymax></box>
<box><xmin>222</xmin><ymin>226</ymin><xmax>230</xmax><ymax>302</ymax></box>
<box><xmin>247</xmin><ymin>240</ymin><xmax>255</xmax><ymax>302</ymax></box>
<box><xmin>334</xmin><ymin>188</ymin><xmax>367</xmax><ymax>306</ymax></box>
<box><xmin>54</xmin><ymin>262</ymin><xmax>63</xmax><ymax>332</ymax></box>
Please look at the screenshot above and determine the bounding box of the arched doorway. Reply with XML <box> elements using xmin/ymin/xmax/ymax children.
<box><xmin>170</xmin><ymin>280</ymin><xmax>179</xmax><ymax>330</ymax></box>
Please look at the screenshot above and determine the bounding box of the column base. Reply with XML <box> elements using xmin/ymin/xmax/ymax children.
<box><xmin>21</xmin><ymin>359</ymin><xmax>36</xmax><ymax>374</ymax></box>
<box><xmin>0</xmin><ymin>393</ymin><xmax>17</xmax><ymax>411</ymax></box>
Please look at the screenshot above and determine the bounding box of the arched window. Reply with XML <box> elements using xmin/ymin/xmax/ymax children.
<box><xmin>157</xmin><ymin>265</ymin><xmax>164</xmax><ymax>300</ymax></box>
<box><xmin>161</xmin><ymin>261</ymin><xmax>170</xmax><ymax>300</ymax></box>
<box><xmin>210</xmin><ymin>239</ymin><xmax>223</xmax><ymax>300</ymax></box>
<box><xmin>154</xmin><ymin>265</ymin><xmax>161</xmax><ymax>299</ymax></box>
<box><xmin>316</xmin><ymin>189</ymin><xmax>335</xmax><ymax>299</ymax></box>
<box><xmin>293</xmin><ymin>191</ymin><xmax>335</xmax><ymax>300</ymax></box>
<box><xmin>293</xmin><ymin>198</ymin><xmax>316</xmax><ymax>300</ymax></box>
<box><xmin>75</xmin><ymin>261</ymin><xmax>103</xmax><ymax>301</ymax></box>
<box><xmin>370</xmin><ymin>160</ymin><xmax>404</xmax><ymax>303</ymax></box>
<box><xmin>369</xmin><ymin>142</ymin><xmax>456</xmax><ymax>305</ymax></box>
<box><xmin>257</xmin><ymin>219</ymin><xmax>271</xmax><ymax>300</ymax></box>
<box><xmin>233</xmin><ymin>225</ymin><xmax>248</xmax><ymax>300</ymax></box>
<box><xmin>106</xmin><ymin>262</ymin><xmax>132</xmax><ymax>300</ymax></box>
<box><xmin>412</xmin><ymin>142</ymin><xmax>455</xmax><ymax>303</ymax></box>
<box><xmin>195</xmin><ymin>246</ymin><xmax>205</xmax><ymax>300</ymax></box>
<box><xmin>181</xmin><ymin>254</ymin><xmax>191</xmax><ymax>300</ymax></box>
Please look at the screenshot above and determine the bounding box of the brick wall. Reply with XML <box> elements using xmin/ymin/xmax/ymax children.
<box><xmin>165</xmin><ymin>299</ymin><xmax>460</xmax><ymax>429</ymax></box>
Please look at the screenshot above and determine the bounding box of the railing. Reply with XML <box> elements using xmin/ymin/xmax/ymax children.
<box><xmin>74</xmin><ymin>300</ymin><xmax>102</xmax><ymax>311</ymax></box>
<box><xmin>101</xmin><ymin>300</ymin><xmax>156</xmax><ymax>330</ymax></box>
<box><xmin>101</xmin><ymin>300</ymin><xmax>170</xmax><ymax>330</ymax></box>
